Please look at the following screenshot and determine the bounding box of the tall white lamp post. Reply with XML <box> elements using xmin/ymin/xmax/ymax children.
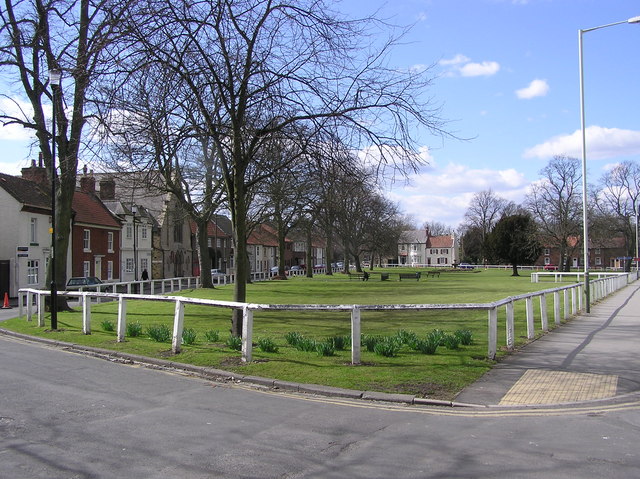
<box><xmin>578</xmin><ymin>16</ymin><xmax>640</xmax><ymax>313</ymax></box>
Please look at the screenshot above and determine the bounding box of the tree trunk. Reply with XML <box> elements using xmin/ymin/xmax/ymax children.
<box><xmin>197</xmin><ymin>220</ymin><xmax>213</xmax><ymax>288</ymax></box>
<box><xmin>511</xmin><ymin>263</ymin><xmax>519</xmax><ymax>276</ymax></box>
<box><xmin>305</xmin><ymin>225</ymin><xmax>313</xmax><ymax>278</ymax></box>
<box><xmin>325</xmin><ymin>225</ymin><xmax>334</xmax><ymax>276</ymax></box>
<box><xmin>230</xmin><ymin>180</ymin><xmax>248</xmax><ymax>337</ymax></box>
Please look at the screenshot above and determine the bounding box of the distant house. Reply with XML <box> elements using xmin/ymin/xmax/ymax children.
<box><xmin>189</xmin><ymin>215</ymin><xmax>233</xmax><ymax>275</ymax></box>
<box><xmin>71</xmin><ymin>175</ymin><xmax>122</xmax><ymax>281</ymax></box>
<box><xmin>536</xmin><ymin>236</ymin><xmax>628</xmax><ymax>270</ymax></box>
<box><xmin>0</xmin><ymin>161</ymin><xmax>72</xmax><ymax>297</ymax></box>
<box><xmin>247</xmin><ymin>224</ymin><xmax>279</xmax><ymax>272</ymax></box>
<box><xmin>398</xmin><ymin>229</ymin><xmax>460</xmax><ymax>267</ymax></box>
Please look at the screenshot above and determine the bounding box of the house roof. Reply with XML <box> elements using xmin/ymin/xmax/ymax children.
<box><xmin>72</xmin><ymin>190</ymin><xmax>121</xmax><ymax>229</ymax></box>
<box><xmin>247</xmin><ymin>224</ymin><xmax>279</xmax><ymax>247</ymax></box>
<box><xmin>399</xmin><ymin>229</ymin><xmax>428</xmax><ymax>244</ymax></box>
<box><xmin>427</xmin><ymin>235</ymin><xmax>455</xmax><ymax>248</ymax></box>
<box><xmin>190</xmin><ymin>219</ymin><xmax>230</xmax><ymax>237</ymax></box>
<box><xmin>0</xmin><ymin>172</ymin><xmax>51</xmax><ymax>213</ymax></box>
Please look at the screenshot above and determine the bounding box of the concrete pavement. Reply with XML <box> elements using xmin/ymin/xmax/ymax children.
<box><xmin>455</xmin><ymin>282</ymin><xmax>640</xmax><ymax>406</ymax></box>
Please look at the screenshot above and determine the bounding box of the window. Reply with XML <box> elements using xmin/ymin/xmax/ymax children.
<box><xmin>141</xmin><ymin>258</ymin><xmax>148</xmax><ymax>272</ymax></box>
<box><xmin>256</xmin><ymin>246</ymin><xmax>260</xmax><ymax>256</ymax></box>
<box><xmin>544</xmin><ymin>248</ymin><xmax>550</xmax><ymax>256</ymax></box>
<box><xmin>174</xmin><ymin>223</ymin><xmax>183</xmax><ymax>243</ymax></box>
<box><xmin>217</xmin><ymin>238</ymin><xmax>222</xmax><ymax>248</ymax></box>
<box><xmin>595</xmin><ymin>257</ymin><xmax>602</xmax><ymax>266</ymax></box>
<box><xmin>544</xmin><ymin>257</ymin><xmax>551</xmax><ymax>265</ymax></box>
<box><xmin>107</xmin><ymin>261</ymin><xmax>113</xmax><ymax>280</ymax></box>
<box><xmin>83</xmin><ymin>261</ymin><xmax>91</xmax><ymax>277</ymax></box>
<box><xmin>411</xmin><ymin>244</ymin><xmax>417</xmax><ymax>251</ymax></box>
<box><xmin>208</xmin><ymin>237</ymin><xmax>212</xmax><ymax>247</ymax></box>
<box><xmin>83</xmin><ymin>229</ymin><xmax>91</xmax><ymax>251</ymax></box>
<box><xmin>401</xmin><ymin>245</ymin><xmax>406</xmax><ymax>251</ymax></box>
<box><xmin>27</xmin><ymin>260</ymin><xmax>39</xmax><ymax>284</ymax></box>
<box><xmin>125</xmin><ymin>258</ymin><xmax>134</xmax><ymax>273</ymax></box>
<box><xmin>126</xmin><ymin>224</ymin><xmax>133</xmax><ymax>240</ymax></box>
<box><xmin>440</xmin><ymin>248</ymin><xmax>448</xmax><ymax>254</ymax></box>
<box><xmin>107</xmin><ymin>232</ymin><xmax>114</xmax><ymax>252</ymax></box>
<box><xmin>141</xmin><ymin>226</ymin><xmax>148</xmax><ymax>240</ymax></box>
<box><xmin>595</xmin><ymin>248</ymin><xmax>601</xmax><ymax>255</ymax></box>
<box><xmin>30</xmin><ymin>218</ymin><xmax>38</xmax><ymax>244</ymax></box>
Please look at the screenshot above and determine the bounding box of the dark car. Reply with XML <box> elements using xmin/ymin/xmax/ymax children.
<box><xmin>65</xmin><ymin>276</ymin><xmax>105</xmax><ymax>291</ymax></box>
<box><xmin>543</xmin><ymin>264</ymin><xmax>558</xmax><ymax>271</ymax></box>
<box><xmin>458</xmin><ymin>263</ymin><xmax>475</xmax><ymax>270</ymax></box>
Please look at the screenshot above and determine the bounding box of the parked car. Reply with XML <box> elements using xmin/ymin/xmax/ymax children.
<box><xmin>543</xmin><ymin>264</ymin><xmax>558</xmax><ymax>271</ymax></box>
<box><xmin>270</xmin><ymin>265</ymin><xmax>289</xmax><ymax>273</ymax></box>
<box><xmin>65</xmin><ymin>276</ymin><xmax>105</xmax><ymax>291</ymax></box>
<box><xmin>458</xmin><ymin>263</ymin><xmax>474</xmax><ymax>270</ymax></box>
<box><xmin>211</xmin><ymin>269</ymin><xmax>225</xmax><ymax>277</ymax></box>
<box><xmin>290</xmin><ymin>265</ymin><xmax>304</xmax><ymax>272</ymax></box>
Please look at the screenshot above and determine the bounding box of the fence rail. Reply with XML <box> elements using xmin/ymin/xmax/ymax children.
<box><xmin>18</xmin><ymin>272</ymin><xmax>637</xmax><ymax>365</ymax></box>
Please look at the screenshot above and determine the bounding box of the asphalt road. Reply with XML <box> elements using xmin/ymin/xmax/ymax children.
<box><xmin>2</xmin><ymin>334</ymin><xmax>640</xmax><ymax>478</ymax></box>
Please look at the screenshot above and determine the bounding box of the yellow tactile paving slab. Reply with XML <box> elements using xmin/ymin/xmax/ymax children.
<box><xmin>499</xmin><ymin>369</ymin><xmax>618</xmax><ymax>405</ymax></box>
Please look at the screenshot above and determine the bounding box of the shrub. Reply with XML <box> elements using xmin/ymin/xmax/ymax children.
<box><xmin>100</xmin><ymin>319</ymin><xmax>115</xmax><ymax>332</ymax></box>
<box><xmin>295</xmin><ymin>337</ymin><xmax>318</xmax><ymax>352</ymax></box>
<box><xmin>316</xmin><ymin>341</ymin><xmax>335</xmax><ymax>357</ymax></box>
<box><xmin>428</xmin><ymin>329</ymin><xmax>447</xmax><ymax>346</ymax></box>
<box><xmin>204</xmin><ymin>329</ymin><xmax>220</xmax><ymax>343</ymax></box>
<box><xmin>182</xmin><ymin>328</ymin><xmax>197</xmax><ymax>345</ymax></box>
<box><xmin>257</xmin><ymin>337</ymin><xmax>279</xmax><ymax>353</ymax></box>
<box><xmin>225</xmin><ymin>335</ymin><xmax>242</xmax><ymax>351</ymax></box>
<box><xmin>442</xmin><ymin>333</ymin><xmax>461</xmax><ymax>350</ymax></box>
<box><xmin>395</xmin><ymin>329</ymin><xmax>418</xmax><ymax>346</ymax></box>
<box><xmin>454</xmin><ymin>329</ymin><xmax>473</xmax><ymax>346</ymax></box>
<box><xmin>413</xmin><ymin>337</ymin><xmax>439</xmax><ymax>355</ymax></box>
<box><xmin>362</xmin><ymin>334</ymin><xmax>383</xmax><ymax>352</ymax></box>
<box><xmin>327</xmin><ymin>335</ymin><xmax>347</xmax><ymax>351</ymax></box>
<box><xmin>147</xmin><ymin>324</ymin><xmax>171</xmax><ymax>342</ymax></box>
<box><xmin>374</xmin><ymin>337</ymin><xmax>401</xmax><ymax>357</ymax></box>
<box><xmin>126</xmin><ymin>321</ymin><xmax>143</xmax><ymax>338</ymax></box>
<box><xmin>285</xmin><ymin>331</ymin><xmax>303</xmax><ymax>346</ymax></box>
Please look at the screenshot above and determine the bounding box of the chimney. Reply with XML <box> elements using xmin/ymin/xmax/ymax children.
<box><xmin>21</xmin><ymin>155</ymin><xmax>49</xmax><ymax>187</ymax></box>
<box><xmin>80</xmin><ymin>168</ymin><xmax>96</xmax><ymax>194</ymax></box>
<box><xmin>99</xmin><ymin>178</ymin><xmax>116</xmax><ymax>200</ymax></box>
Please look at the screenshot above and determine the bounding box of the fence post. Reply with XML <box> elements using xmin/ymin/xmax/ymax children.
<box><xmin>241</xmin><ymin>307</ymin><xmax>254</xmax><ymax>363</ymax></box>
<box><xmin>572</xmin><ymin>287</ymin><xmax>578</xmax><ymax>314</ymax></box>
<box><xmin>553</xmin><ymin>291</ymin><xmax>561</xmax><ymax>326</ymax></box>
<box><xmin>351</xmin><ymin>307</ymin><xmax>361</xmax><ymax>364</ymax></box>
<box><xmin>505</xmin><ymin>301</ymin><xmax>514</xmax><ymax>350</ymax></box>
<box><xmin>539</xmin><ymin>294</ymin><xmax>548</xmax><ymax>332</ymax></box>
<box><xmin>488</xmin><ymin>307</ymin><xmax>497</xmax><ymax>360</ymax></box>
<box><xmin>82</xmin><ymin>294</ymin><xmax>91</xmax><ymax>334</ymax></box>
<box><xmin>38</xmin><ymin>293</ymin><xmax>45</xmax><ymax>327</ymax></box>
<box><xmin>564</xmin><ymin>289</ymin><xmax>570</xmax><ymax>320</ymax></box>
<box><xmin>172</xmin><ymin>300</ymin><xmax>185</xmax><ymax>354</ymax></box>
<box><xmin>525</xmin><ymin>297</ymin><xmax>534</xmax><ymax>339</ymax></box>
<box><xmin>26</xmin><ymin>291</ymin><xmax>33</xmax><ymax>321</ymax></box>
<box><xmin>117</xmin><ymin>296</ymin><xmax>127</xmax><ymax>342</ymax></box>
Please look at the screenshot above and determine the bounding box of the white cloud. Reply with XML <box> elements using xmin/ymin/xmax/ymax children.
<box><xmin>460</xmin><ymin>61</ymin><xmax>500</xmax><ymax>77</ymax></box>
<box><xmin>0</xmin><ymin>97</ymin><xmax>38</xmax><ymax>141</ymax></box>
<box><xmin>439</xmin><ymin>54</ymin><xmax>470</xmax><ymax>66</ymax></box>
<box><xmin>439</xmin><ymin>54</ymin><xmax>500</xmax><ymax>77</ymax></box>
<box><xmin>416</xmin><ymin>11</ymin><xmax>428</xmax><ymax>21</ymax></box>
<box><xmin>524</xmin><ymin>126</ymin><xmax>640</xmax><ymax>160</ymax></box>
<box><xmin>389</xmin><ymin>162</ymin><xmax>529</xmax><ymax>227</ymax></box>
<box><xmin>516</xmin><ymin>79</ymin><xmax>549</xmax><ymax>99</ymax></box>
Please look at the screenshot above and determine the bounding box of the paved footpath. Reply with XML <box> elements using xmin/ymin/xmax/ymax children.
<box><xmin>455</xmin><ymin>282</ymin><xmax>640</xmax><ymax>407</ymax></box>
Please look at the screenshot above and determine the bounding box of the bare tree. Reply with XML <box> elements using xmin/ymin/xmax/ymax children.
<box><xmin>463</xmin><ymin>189</ymin><xmax>513</xmax><ymax>262</ymax></box>
<box><xmin>422</xmin><ymin>220</ymin><xmax>453</xmax><ymax>236</ymax></box>
<box><xmin>525</xmin><ymin>156</ymin><xmax>582</xmax><ymax>271</ymax></box>
<box><xmin>1</xmin><ymin>0</ymin><xmax>130</xmax><ymax>310</ymax></box>
<box><xmin>596</xmin><ymin>160</ymin><xmax>640</xmax><ymax>256</ymax></box>
<box><xmin>107</xmin><ymin>0</ymin><xmax>449</xmax><ymax>336</ymax></box>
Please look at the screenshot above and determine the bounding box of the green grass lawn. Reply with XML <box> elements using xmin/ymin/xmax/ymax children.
<box><xmin>2</xmin><ymin>268</ymin><xmax>577</xmax><ymax>400</ymax></box>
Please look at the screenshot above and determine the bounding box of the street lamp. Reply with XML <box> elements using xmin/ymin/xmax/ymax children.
<box><xmin>49</xmin><ymin>69</ymin><xmax>62</xmax><ymax>330</ymax></box>
<box><xmin>636</xmin><ymin>201</ymin><xmax>639</xmax><ymax>273</ymax></box>
<box><xmin>578</xmin><ymin>15</ymin><xmax>640</xmax><ymax>313</ymax></box>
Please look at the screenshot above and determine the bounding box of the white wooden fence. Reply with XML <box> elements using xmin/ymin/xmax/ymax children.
<box><xmin>18</xmin><ymin>272</ymin><xmax>637</xmax><ymax>364</ymax></box>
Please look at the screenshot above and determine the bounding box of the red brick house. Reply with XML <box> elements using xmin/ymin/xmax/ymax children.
<box><xmin>70</xmin><ymin>177</ymin><xmax>122</xmax><ymax>281</ymax></box>
<box><xmin>536</xmin><ymin>236</ymin><xmax>628</xmax><ymax>270</ymax></box>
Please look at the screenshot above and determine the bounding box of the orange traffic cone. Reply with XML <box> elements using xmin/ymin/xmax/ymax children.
<box><xmin>1</xmin><ymin>292</ymin><xmax>11</xmax><ymax>309</ymax></box>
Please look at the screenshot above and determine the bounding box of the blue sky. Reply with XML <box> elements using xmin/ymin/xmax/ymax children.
<box><xmin>2</xmin><ymin>0</ymin><xmax>640</xmax><ymax>228</ymax></box>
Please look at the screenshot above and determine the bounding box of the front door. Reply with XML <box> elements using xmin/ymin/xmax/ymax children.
<box><xmin>572</xmin><ymin>257</ymin><xmax>579</xmax><ymax>268</ymax></box>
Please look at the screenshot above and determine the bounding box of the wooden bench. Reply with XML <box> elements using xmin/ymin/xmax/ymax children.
<box><xmin>348</xmin><ymin>273</ymin><xmax>367</xmax><ymax>281</ymax></box>
<box><xmin>398</xmin><ymin>272</ymin><xmax>421</xmax><ymax>281</ymax></box>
